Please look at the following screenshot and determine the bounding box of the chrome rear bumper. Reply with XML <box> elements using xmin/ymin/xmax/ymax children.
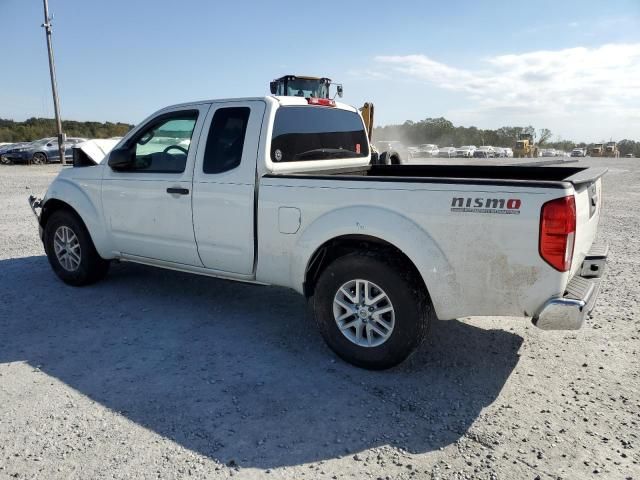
<box><xmin>532</xmin><ymin>244</ymin><xmax>608</xmax><ymax>331</ymax></box>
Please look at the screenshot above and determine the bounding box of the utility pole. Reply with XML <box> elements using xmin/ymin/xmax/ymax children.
<box><xmin>41</xmin><ymin>0</ymin><xmax>65</xmax><ymax>163</ymax></box>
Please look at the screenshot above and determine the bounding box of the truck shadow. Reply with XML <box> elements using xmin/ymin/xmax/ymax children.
<box><xmin>0</xmin><ymin>256</ymin><xmax>523</xmax><ymax>469</ymax></box>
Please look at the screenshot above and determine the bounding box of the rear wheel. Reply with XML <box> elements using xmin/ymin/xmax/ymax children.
<box><xmin>312</xmin><ymin>252</ymin><xmax>432</xmax><ymax>369</ymax></box>
<box><xmin>32</xmin><ymin>152</ymin><xmax>47</xmax><ymax>165</ymax></box>
<box><xmin>44</xmin><ymin>210</ymin><xmax>110</xmax><ymax>286</ymax></box>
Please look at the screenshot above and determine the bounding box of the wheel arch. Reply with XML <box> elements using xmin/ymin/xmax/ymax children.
<box><xmin>33</xmin><ymin>151</ymin><xmax>48</xmax><ymax>161</ymax></box>
<box><xmin>292</xmin><ymin>206</ymin><xmax>461</xmax><ymax>320</ymax></box>
<box><xmin>40</xmin><ymin>180</ymin><xmax>112</xmax><ymax>259</ymax></box>
<box><xmin>303</xmin><ymin>234</ymin><xmax>425</xmax><ymax>297</ymax></box>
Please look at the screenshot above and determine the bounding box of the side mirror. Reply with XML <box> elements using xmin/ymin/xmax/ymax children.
<box><xmin>336</xmin><ymin>85</ymin><xmax>343</xmax><ymax>98</ymax></box>
<box><xmin>107</xmin><ymin>147</ymin><xmax>134</xmax><ymax>170</ymax></box>
<box><xmin>269</xmin><ymin>81</ymin><xmax>278</xmax><ymax>95</ymax></box>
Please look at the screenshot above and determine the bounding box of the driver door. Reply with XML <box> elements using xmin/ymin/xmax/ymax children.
<box><xmin>101</xmin><ymin>105</ymin><xmax>210</xmax><ymax>266</ymax></box>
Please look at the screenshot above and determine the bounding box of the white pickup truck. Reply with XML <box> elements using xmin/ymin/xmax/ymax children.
<box><xmin>29</xmin><ymin>95</ymin><xmax>608</xmax><ymax>369</ymax></box>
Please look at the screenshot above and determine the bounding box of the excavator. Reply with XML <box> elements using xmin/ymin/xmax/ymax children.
<box><xmin>269</xmin><ymin>75</ymin><xmax>402</xmax><ymax>164</ymax></box>
<box><xmin>604</xmin><ymin>141</ymin><xmax>620</xmax><ymax>158</ymax></box>
<box><xmin>514</xmin><ymin>133</ymin><xmax>539</xmax><ymax>158</ymax></box>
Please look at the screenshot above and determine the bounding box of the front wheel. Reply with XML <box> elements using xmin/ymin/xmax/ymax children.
<box><xmin>44</xmin><ymin>210</ymin><xmax>110</xmax><ymax>286</ymax></box>
<box><xmin>312</xmin><ymin>252</ymin><xmax>432</xmax><ymax>369</ymax></box>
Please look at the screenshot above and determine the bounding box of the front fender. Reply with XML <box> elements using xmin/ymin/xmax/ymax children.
<box><xmin>290</xmin><ymin>206</ymin><xmax>461</xmax><ymax>319</ymax></box>
<box><xmin>42</xmin><ymin>177</ymin><xmax>113</xmax><ymax>259</ymax></box>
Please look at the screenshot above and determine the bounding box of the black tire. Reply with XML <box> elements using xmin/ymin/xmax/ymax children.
<box><xmin>43</xmin><ymin>209</ymin><xmax>110</xmax><ymax>286</ymax></box>
<box><xmin>378</xmin><ymin>151</ymin><xmax>392</xmax><ymax>165</ymax></box>
<box><xmin>378</xmin><ymin>151</ymin><xmax>402</xmax><ymax>165</ymax></box>
<box><xmin>312</xmin><ymin>252</ymin><xmax>432</xmax><ymax>369</ymax></box>
<box><xmin>32</xmin><ymin>152</ymin><xmax>47</xmax><ymax>165</ymax></box>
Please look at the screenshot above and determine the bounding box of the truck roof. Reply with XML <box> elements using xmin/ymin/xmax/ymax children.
<box><xmin>157</xmin><ymin>95</ymin><xmax>358</xmax><ymax>114</ymax></box>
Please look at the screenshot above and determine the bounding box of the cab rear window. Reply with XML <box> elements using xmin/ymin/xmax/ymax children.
<box><xmin>271</xmin><ymin>106</ymin><xmax>369</xmax><ymax>162</ymax></box>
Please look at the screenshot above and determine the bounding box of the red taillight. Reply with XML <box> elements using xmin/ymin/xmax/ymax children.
<box><xmin>539</xmin><ymin>195</ymin><xmax>576</xmax><ymax>271</ymax></box>
<box><xmin>307</xmin><ymin>97</ymin><xmax>335</xmax><ymax>107</ymax></box>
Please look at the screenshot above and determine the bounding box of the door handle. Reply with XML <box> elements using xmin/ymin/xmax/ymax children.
<box><xmin>166</xmin><ymin>187</ymin><xmax>189</xmax><ymax>195</ymax></box>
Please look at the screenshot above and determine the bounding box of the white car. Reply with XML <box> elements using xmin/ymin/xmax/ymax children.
<box><xmin>29</xmin><ymin>95</ymin><xmax>608</xmax><ymax>369</ymax></box>
<box><xmin>474</xmin><ymin>146</ymin><xmax>496</xmax><ymax>158</ymax></box>
<box><xmin>571</xmin><ymin>148</ymin><xmax>587</xmax><ymax>157</ymax></box>
<box><xmin>438</xmin><ymin>147</ymin><xmax>456</xmax><ymax>158</ymax></box>
<box><xmin>455</xmin><ymin>145</ymin><xmax>476</xmax><ymax>157</ymax></box>
<box><xmin>416</xmin><ymin>144</ymin><xmax>439</xmax><ymax>158</ymax></box>
<box><xmin>503</xmin><ymin>147</ymin><xmax>514</xmax><ymax>158</ymax></box>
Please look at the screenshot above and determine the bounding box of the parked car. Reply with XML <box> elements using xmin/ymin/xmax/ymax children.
<box><xmin>625</xmin><ymin>153</ymin><xmax>634</xmax><ymax>158</ymax></box>
<box><xmin>541</xmin><ymin>148</ymin><xmax>557</xmax><ymax>157</ymax></box>
<box><xmin>1</xmin><ymin>142</ymin><xmax>19</xmax><ymax>162</ymax></box>
<box><xmin>502</xmin><ymin>147</ymin><xmax>513</xmax><ymax>158</ymax></box>
<box><xmin>437</xmin><ymin>146</ymin><xmax>456</xmax><ymax>158</ymax></box>
<box><xmin>416</xmin><ymin>144</ymin><xmax>439</xmax><ymax>158</ymax></box>
<box><xmin>1</xmin><ymin>142</ymin><xmax>29</xmax><ymax>164</ymax></box>
<box><xmin>571</xmin><ymin>148</ymin><xmax>587</xmax><ymax>157</ymax></box>
<box><xmin>493</xmin><ymin>147</ymin><xmax>505</xmax><ymax>158</ymax></box>
<box><xmin>373</xmin><ymin>140</ymin><xmax>412</xmax><ymax>164</ymax></box>
<box><xmin>2</xmin><ymin>137</ymin><xmax>87</xmax><ymax>164</ymax></box>
<box><xmin>455</xmin><ymin>145</ymin><xmax>476</xmax><ymax>157</ymax></box>
<box><xmin>28</xmin><ymin>94</ymin><xmax>608</xmax><ymax>369</ymax></box>
<box><xmin>473</xmin><ymin>146</ymin><xmax>496</xmax><ymax>158</ymax></box>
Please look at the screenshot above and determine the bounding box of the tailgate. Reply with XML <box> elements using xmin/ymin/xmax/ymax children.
<box><xmin>570</xmin><ymin>174</ymin><xmax>604</xmax><ymax>276</ymax></box>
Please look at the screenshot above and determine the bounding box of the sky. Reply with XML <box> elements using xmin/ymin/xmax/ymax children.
<box><xmin>1</xmin><ymin>0</ymin><xmax>639</xmax><ymax>142</ymax></box>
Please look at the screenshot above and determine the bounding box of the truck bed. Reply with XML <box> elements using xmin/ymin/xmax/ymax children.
<box><xmin>266</xmin><ymin>164</ymin><xmax>607</xmax><ymax>189</ymax></box>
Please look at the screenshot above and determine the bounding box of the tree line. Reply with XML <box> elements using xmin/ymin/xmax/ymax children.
<box><xmin>373</xmin><ymin>117</ymin><xmax>640</xmax><ymax>157</ymax></box>
<box><xmin>0</xmin><ymin>118</ymin><xmax>133</xmax><ymax>143</ymax></box>
<box><xmin>2</xmin><ymin>116</ymin><xmax>639</xmax><ymax>158</ymax></box>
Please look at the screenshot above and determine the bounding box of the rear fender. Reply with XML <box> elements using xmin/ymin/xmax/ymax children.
<box><xmin>291</xmin><ymin>206</ymin><xmax>461</xmax><ymax>319</ymax></box>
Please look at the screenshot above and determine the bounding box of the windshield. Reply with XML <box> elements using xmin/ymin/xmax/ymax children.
<box><xmin>32</xmin><ymin>138</ymin><xmax>54</xmax><ymax>146</ymax></box>
<box><xmin>280</xmin><ymin>79</ymin><xmax>330</xmax><ymax>98</ymax></box>
<box><xmin>271</xmin><ymin>106</ymin><xmax>369</xmax><ymax>162</ymax></box>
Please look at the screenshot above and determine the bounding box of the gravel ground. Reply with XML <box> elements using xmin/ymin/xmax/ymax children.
<box><xmin>0</xmin><ymin>159</ymin><xmax>638</xmax><ymax>480</ymax></box>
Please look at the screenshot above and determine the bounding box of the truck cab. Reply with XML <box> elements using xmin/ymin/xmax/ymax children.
<box><xmin>269</xmin><ymin>75</ymin><xmax>342</xmax><ymax>100</ymax></box>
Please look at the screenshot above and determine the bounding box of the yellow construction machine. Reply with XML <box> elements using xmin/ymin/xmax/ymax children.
<box><xmin>270</xmin><ymin>75</ymin><xmax>342</xmax><ymax>100</ymax></box>
<box><xmin>589</xmin><ymin>143</ymin><xmax>604</xmax><ymax>157</ymax></box>
<box><xmin>604</xmin><ymin>141</ymin><xmax>619</xmax><ymax>158</ymax></box>
<box><xmin>514</xmin><ymin>133</ymin><xmax>539</xmax><ymax>158</ymax></box>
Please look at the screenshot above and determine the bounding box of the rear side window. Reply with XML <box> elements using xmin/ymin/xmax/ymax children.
<box><xmin>203</xmin><ymin>107</ymin><xmax>250</xmax><ymax>174</ymax></box>
<box><xmin>271</xmin><ymin>107</ymin><xmax>369</xmax><ymax>162</ymax></box>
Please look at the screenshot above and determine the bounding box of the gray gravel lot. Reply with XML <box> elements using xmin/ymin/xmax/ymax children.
<box><xmin>0</xmin><ymin>159</ymin><xmax>638</xmax><ymax>480</ymax></box>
